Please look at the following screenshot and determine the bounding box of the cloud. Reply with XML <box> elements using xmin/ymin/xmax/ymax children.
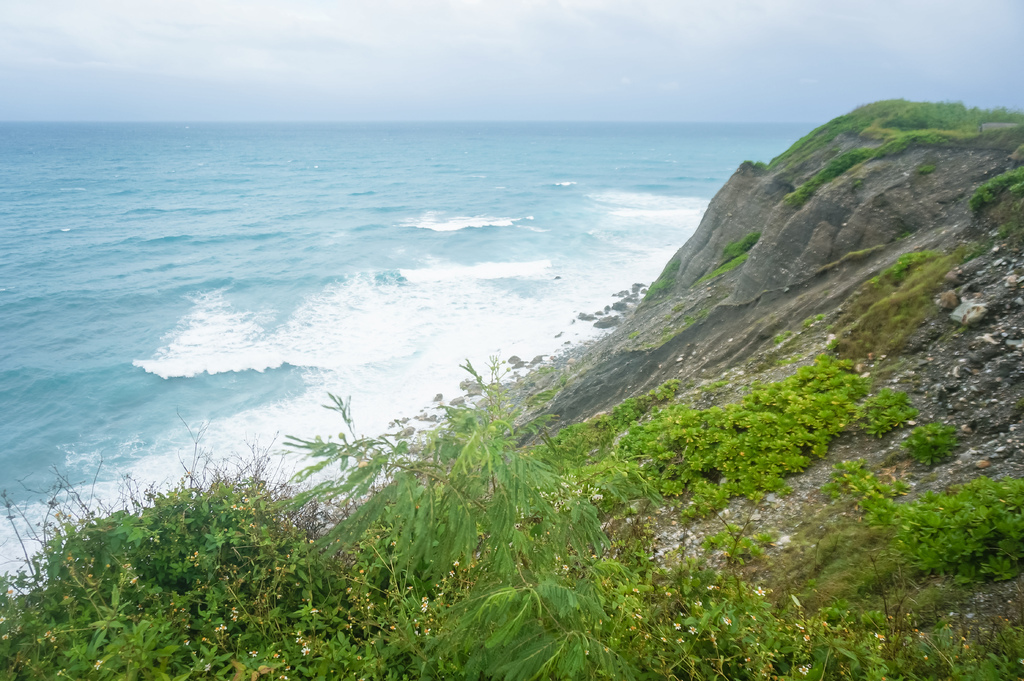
<box><xmin>0</xmin><ymin>0</ymin><xmax>1021</xmax><ymax>120</ymax></box>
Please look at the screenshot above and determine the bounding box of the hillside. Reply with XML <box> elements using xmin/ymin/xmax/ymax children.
<box><xmin>3</xmin><ymin>100</ymin><xmax>1024</xmax><ymax>681</ymax></box>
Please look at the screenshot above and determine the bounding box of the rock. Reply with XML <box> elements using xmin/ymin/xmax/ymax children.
<box><xmin>612</xmin><ymin>300</ymin><xmax>629</xmax><ymax>312</ymax></box>
<box><xmin>632</xmin><ymin>283</ymin><xmax>644</xmax><ymax>292</ymax></box>
<box><xmin>1016</xmin><ymin>297</ymin><xmax>1024</xmax><ymax>306</ymax></box>
<box><xmin>614</xmin><ymin>289</ymin><xmax>629</xmax><ymax>297</ymax></box>
<box><xmin>432</xmin><ymin>393</ymin><xmax>443</xmax><ymax>402</ymax></box>
<box><xmin>450</xmin><ymin>396</ymin><xmax>466</xmax><ymax>406</ymax></box>
<box><xmin>1007</xmin><ymin>339</ymin><xmax>1024</xmax><ymax>348</ymax></box>
<box><xmin>777</xmin><ymin>535</ymin><xmax>791</xmax><ymax>546</ymax></box>
<box><xmin>976</xmin><ymin>459</ymin><xmax>991</xmax><ymax>469</ymax></box>
<box><xmin>604</xmin><ymin>305</ymin><xmax>612</xmax><ymax>312</ymax></box>
<box><xmin>577</xmin><ymin>313</ymin><xmax>596</xmax><ymax>322</ymax></box>
<box><xmin>949</xmin><ymin>302</ymin><xmax>987</xmax><ymax>326</ymax></box>
<box><xmin>594</xmin><ymin>316</ymin><xmax>621</xmax><ymax>328</ymax></box>
<box><xmin>507</xmin><ymin>355</ymin><xmax>522</xmax><ymax>365</ymax></box>
<box><xmin>1007</xmin><ymin>274</ymin><xmax>1019</xmax><ymax>288</ymax></box>
<box><xmin>938</xmin><ymin>290</ymin><xmax>959</xmax><ymax>309</ymax></box>
<box><xmin>944</xmin><ymin>269</ymin><xmax>963</xmax><ymax>285</ymax></box>
<box><xmin>567</xmin><ymin>358</ymin><xmax>577</xmax><ymax>365</ymax></box>
<box><xmin>529</xmin><ymin>355</ymin><xmax>545</xmax><ymax>365</ymax></box>
<box><xmin>397</xmin><ymin>426</ymin><xmax>416</xmax><ymax>439</ymax></box>
<box><xmin>460</xmin><ymin>378</ymin><xmax>483</xmax><ymax>396</ymax></box>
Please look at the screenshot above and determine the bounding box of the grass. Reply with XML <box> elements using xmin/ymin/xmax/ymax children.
<box><xmin>917</xmin><ymin>163</ymin><xmax>936</xmax><ymax>175</ymax></box>
<box><xmin>643</xmin><ymin>257</ymin><xmax>679</xmax><ymax>302</ymax></box>
<box><xmin>772</xmin><ymin>100</ymin><xmax>1024</xmax><ymax>207</ymax></box>
<box><xmin>769</xmin><ymin>100</ymin><xmax>1024</xmax><ymax>173</ymax></box>
<box><xmin>692</xmin><ymin>232</ymin><xmax>761</xmax><ymax>286</ymax></box>
<box><xmin>834</xmin><ymin>250</ymin><xmax>959</xmax><ymax>359</ymax></box>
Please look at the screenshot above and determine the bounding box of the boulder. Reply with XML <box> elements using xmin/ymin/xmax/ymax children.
<box><xmin>949</xmin><ymin>302</ymin><xmax>987</xmax><ymax>326</ymax></box>
<box><xmin>594</xmin><ymin>316</ymin><xmax>621</xmax><ymax>328</ymax></box>
<box><xmin>938</xmin><ymin>290</ymin><xmax>959</xmax><ymax>310</ymax></box>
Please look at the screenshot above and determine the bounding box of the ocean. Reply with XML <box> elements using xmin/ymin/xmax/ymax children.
<box><xmin>0</xmin><ymin>122</ymin><xmax>807</xmax><ymax>566</ymax></box>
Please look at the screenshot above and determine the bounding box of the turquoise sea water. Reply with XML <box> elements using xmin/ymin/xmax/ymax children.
<box><xmin>0</xmin><ymin>122</ymin><xmax>807</xmax><ymax>564</ymax></box>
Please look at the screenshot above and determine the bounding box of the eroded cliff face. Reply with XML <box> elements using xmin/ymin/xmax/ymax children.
<box><xmin>537</xmin><ymin>135</ymin><xmax>1020</xmax><ymax>428</ymax></box>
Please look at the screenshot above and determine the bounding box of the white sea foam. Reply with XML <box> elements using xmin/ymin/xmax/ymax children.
<box><xmin>404</xmin><ymin>212</ymin><xmax>521</xmax><ymax>231</ymax></box>
<box><xmin>400</xmin><ymin>260</ymin><xmax>551</xmax><ymax>283</ymax></box>
<box><xmin>553</xmin><ymin>181</ymin><xmax>576</xmax><ymax>186</ymax></box>
<box><xmin>60</xmin><ymin>228</ymin><xmax>71</xmax><ymax>232</ymax></box>
<box><xmin>133</xmin><ymin>292</ymin><xmax>284</xmax><ymax>378</ymax></box>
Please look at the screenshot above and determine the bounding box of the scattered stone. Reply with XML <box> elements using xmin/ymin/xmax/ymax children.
<box><xmin>450</xmin><ymin>396</ymin><xmax>466</xmax><ymax>406</ymax></box>
<box><xmin>577</xmin><ymin>312</ymin><xmax>596</xmax><ymax>322</ymax></box>
<box><xmin>944</xmin><ymin>269</ymin><xmax>963</xmax><ymax>285</ymax></box>
<box><xmin>594</xmin><ymin>316</ymin><xmax>621</xmax><ymax>328</ymax></box>
<box><xmin>777</xmin><ymin>535</ymin><xmax>791</xmax><ymax>546</ymax></box>
<box><xmin>529</xmin><ymin>355</ymin><xmax>545</xmax><ymax>365</ymax></box>
<box><xmin>1007</xmin><ymin>274</ymin><xmax>1019</xmax><ymax>288</ymax></box>
<box><xmin>432</xmin><ymin>393</ymin><xmax>443</xmax><ymax>402</ymax></box>
<box><xmin>612</xmin><ymin>300</ymin><xmax>629</xmax><ymax>312</ymax></box>
<box><xmin>460</xmin><ymin>378</ymin><xmax>483</xmax><ymax>396</ymax></box>
<box><xmin>397</xmin><ymin>426</ymin><xmax>416</xmax><ymax>439</ymax></box>
<box><xmin>949</xmin><ymin>302</ymin><xmax>988</xmax><ymax>326</ymax></box>
<box><xmin>632</xmin><ymin>283</ymin><xmax>644</xmax><ymax>292</ymax></box>
<box><xmin>938</xmin><ymin>290</ymin><xmax>959</xmax><ymax>310</ymax></box>
<box><xmin>976</xmin><ymin>459</ymin><xmax>991</xmax><ymax>469</ymax></box>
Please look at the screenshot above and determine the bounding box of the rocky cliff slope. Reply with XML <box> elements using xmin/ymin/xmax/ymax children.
<box><xmin>531</xmin><ymin>100</ymin><xmax>1024</xmax><ymax>428</ymax></box>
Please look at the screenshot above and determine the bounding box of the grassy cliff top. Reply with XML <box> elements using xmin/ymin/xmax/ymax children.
<box><xmin>769</xmin><ymin>99</ymin><xmax>1024</xmax><ymax>172</ymax></box>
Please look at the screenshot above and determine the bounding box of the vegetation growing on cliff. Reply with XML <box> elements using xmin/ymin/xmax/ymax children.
<box><xmin>693</xmin><ymin>231</ymin><xmax>760</xmax><ymax>286</ymax></box>
<box><xmin>767</xmin><ymin>100</ymin><xmax>1024</xmax><ymax>207</ymax></box>
<box><xmin>769</xmin><ymin>100</ymin><xmax>1024</xmax><ymax>174</ymax></box>
<box><xmin>4</xmin><ymin>358</ymin><xmax>1024</xmax><ymax>680</ymax></box>
<box><xmin>833</xmin><ymin>250</ymin><xmax>959</xmax><ymax>359</ymax></box>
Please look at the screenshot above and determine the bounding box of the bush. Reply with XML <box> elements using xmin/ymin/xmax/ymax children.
<box><xmin>902</xmin><ymin>423</ymin><xmax>957</xmax><ymax>464</ymax></box>
<box><xmin>618</xmin><ymin>355</ymin><xmax>869</xmax><ymax>513</ymax></box>
<box><xmin>970</xmin><ymin>166</ymin><xmax>1024</xmax><ymax>212</ymax></box>
<box><xmin>861</xmin><ymin>389</ymin><xmax>918</xmax><ymax>437</ymax></box>
<box><xmin>896</xmin><ymin>477</ymin><xmax>1024</xmax><ymax>582</ymax></box>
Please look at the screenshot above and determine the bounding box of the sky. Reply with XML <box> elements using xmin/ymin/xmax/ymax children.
<box><xmin>1</xmin><ymin>0</ymin><xmax>1022</xmax><ymax>122</ymax></box>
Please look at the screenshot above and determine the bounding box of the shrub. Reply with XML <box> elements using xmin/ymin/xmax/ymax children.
<box><xmin>895</xmin><ymin>477</ymin><xmax>1024</xmax><ymax>582</ymax></box>
<box><xmin>617</xmin><ymin>355</ymin><xmax>869</xmax><ymax>513</ymax></box>
<box><xmin>902</xmin><ymin>423</ymin><xmax>957</xmax><ymax>464</ymax></box>
<box><xmin>861</xmin><ymin>389</ymin><xmax>919</xmax><ymax>437</ymax></box>
<box><xmin>970</xmin><ymin>166</ymin><xmax>1024</xmax><ymax>212</ymax></box>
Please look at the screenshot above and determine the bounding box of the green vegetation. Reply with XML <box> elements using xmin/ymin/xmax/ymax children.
<box><xmin>785</xmin><ymin>147</ymin><xmax>876</xmax><ymax>207</ymax></box>
<box><xmin>801</xmin><ymin>314</ymin><xmax>825</xmax><ymax>328</ymax></box>
<box><xmin>970</xmin><ymin>166</ymin><xmax>1024</xmax><ymax>212</ymax></box>
<box><xmin>773</xmin><ymin>330</ymin><xmax>793</xmax><ymax>345</ymax></box>
<box><xmin>692</xmin><ymin>232</ymin><xmax>761</xmax><ymax>287</ymax></box>
<box><xmin>5</xmin><ymin>357</ymin><xmax>1024</xmax><ymax>680</ymax></box>
<box><xmin>896</xmin><ymin>477</ymin><xmax>1024</xmax><ymax>583</ymax></box>
<box><xmin>774</xmin><ymin>100</ymin><xmax>1024</xmax><ymax>207</ymax></box>
<box><xmin>742</xmin><ymin>160</ymin><xmax>768</xmax><ymax>171</ymax></box>
<box><xmin>830</xmin><ymin>465</ymin><xmax>1024</xmax><ymax>584</ymax></box>
<box><xmin>834</xmin><ymin>250</ymin><xmax>959</xmax><ymax>359</ymax></box>
<box><xmin>902</xmin><ymin>423</ymin><xmax>958</xmax><ymax>464</ymax></box>
<box><xmin>643</xmin><ymin>257</ymin><xmax>679</xmax><ymax>302</ymax></box>
<box><xmin>770</xmin><ymin>100</ymin><xmax>1024</xmax><ymax>173</ymax></box>
<box><xmin>720</xmin><ymin>231</ymin><xmax>761</xmax><ymax>263</ymax></box>
<box><xmin>693</xmin><ymin>253</ymin><xmax>747</xmax><ymax>285</ymax></box>
<box><xmin>917</xmin><ymin>163</ymin><xmax>936</xmax><ymax>175</ymax></box>
<box><xmin>619</xmin><ymin>355</ymin><xmax>868</xmax><ymax>509</ymax></box>
<box><xmin>860</xmin><ymin>388</ymin><xmax>919</xmax><ymax>437</ymax></box>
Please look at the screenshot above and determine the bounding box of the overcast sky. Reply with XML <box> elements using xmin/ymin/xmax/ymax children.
<box><xmin>2</xmin><ymin>0</ymin><xmax>1022</xmax><ymax>122</ymax></box>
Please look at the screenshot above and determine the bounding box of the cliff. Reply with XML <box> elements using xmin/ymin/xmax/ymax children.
<box><xmin>537</xmin><ymin>100</ymin><xmax>1024</xmax><ymax>427</ymax></box>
